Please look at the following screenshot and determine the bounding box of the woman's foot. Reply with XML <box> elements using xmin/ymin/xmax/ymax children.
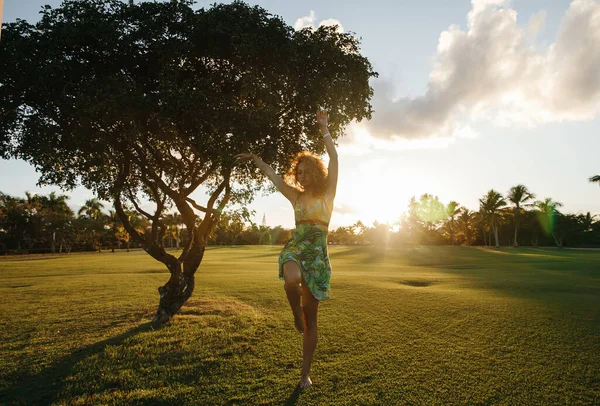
<box><xmin>299</xmin><ymin>375</ymin><xmax>312</xmax><ymax>389</ymax></box>
<box><xmin>293</xmin><ymin>305</ymin><xmax>304</xmax><ymax>334</ymax></box>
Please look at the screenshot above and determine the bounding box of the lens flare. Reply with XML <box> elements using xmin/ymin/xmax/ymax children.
<box><xmin>537</xmin><ymin>210</ymin><xmax>555</xmax><ymax>235</ymax></box>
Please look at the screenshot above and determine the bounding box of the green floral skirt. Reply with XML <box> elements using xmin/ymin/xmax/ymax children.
<box><xmin>278</xmin><ymin>224</ymin><xmax>331</xmax><ymax>301</ymax></box>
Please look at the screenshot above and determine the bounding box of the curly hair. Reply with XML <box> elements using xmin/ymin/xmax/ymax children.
<box><xmin>284</xmin><ymin>151</ymin><xmax>328</xmax><ymax>196</ymax></box>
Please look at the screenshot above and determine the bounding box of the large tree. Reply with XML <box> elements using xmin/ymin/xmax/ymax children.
<box><xmin>0</xmin><ymin>0</ymin><xmax>376</xmax><ymax>326</ymax></box>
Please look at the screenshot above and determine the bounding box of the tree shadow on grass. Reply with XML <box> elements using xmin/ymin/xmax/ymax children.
<box><xmin>328</xmin><ymin>246</ymin><xmax>388</xmax><ymax>265</ymax></box>
<box><xmin>0</xmin><ymin>322</ymin><xmax>153</xmax><ymax>405</ymax></box>
<box><xmin>328</xmin><ymin>245</ymin><xmax>370</xmax><ymax>256</ymax></box>
<box><xmin>426</xmin><ymin>246</ymin><xmax>600</xmax><ymax>305</ymax></box>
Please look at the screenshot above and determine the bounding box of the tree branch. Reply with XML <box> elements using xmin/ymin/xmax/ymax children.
<box><xmin>197</xmin><ymin>168</ymin><xmax>231</xmax><ymax>239</ymax></box>
<box><xmin>113</xmin><ymin>162</ymin><xmax>143</xmax><ymax>243</ymax></box>
<box><xmin>114</xmin><ymin>195</ymin><xmax>143</xmax><ymax>242</ymax></box>
<box><xmin>141</xmin><ymin>177</ymin><xmax>167</xmax><ymax>246</ymax></box>
<box><xmin>127</xmin><ymin>187</ymin><xmax>154</xmax><ymax>221</ymax></box>
<box><xmin>203</xmin><ymin>177</ymin><xmax>232</xmax><ymax>240</ymax></box>
<box><xmin>185</xmin><ymin>197</ymin><xmax>209</xmax><ymax>213</ymax></box>
<box><xmin>184</xmin><ymin>161</ymin><xmax>217</xmax><ymax>195</ymax></box>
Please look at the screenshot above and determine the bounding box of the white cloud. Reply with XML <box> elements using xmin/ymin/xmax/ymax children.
<box><xmin>337</xmin><ymin>120</ymin><xmax>465</xmax><ymax>155</ymax></box>
<box><xmin>319</xmin><ymin>18</ymin><xmax>344</xmax><ymax>33</ymax></box>
<box><xmin>527</xmin><ymin>10</ymin><xmax>546</xmax><ymax>41</ymax></box>
<box><xmin>365</xmin><ymin>0</ymin><xmax>600</xmax><ymax>140</ymax></box>
<box><xmin>294</xmin><ymin>10</ymin><xmax>315</xmax><ymax>31</ymax></box>
<box><xmin>294</xmin><ymin>11</ymin><xmax>344</xmax><ymax>33</ymax></box>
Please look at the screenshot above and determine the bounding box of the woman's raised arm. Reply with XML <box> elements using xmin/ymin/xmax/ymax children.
<box><xmin>235</xmin><ymin>153</ymin><xmax>300</xmax><ymax>204</ymax></box>
<box><xmin>317</xmin><ymin>111</ymin><xmax>338</xmax><ymax>201</ymax></box>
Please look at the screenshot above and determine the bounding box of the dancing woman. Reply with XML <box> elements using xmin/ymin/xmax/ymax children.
<box><xmin>235</xmin><ymin>111</ymin><xmax>337</xmax><ymax>388</ymax></box>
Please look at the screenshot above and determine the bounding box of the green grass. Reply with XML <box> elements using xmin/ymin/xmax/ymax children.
<box><xmin>1</xmin><ymin>246</ymin><xmax>599</xmax><ymax>405</ymax></box>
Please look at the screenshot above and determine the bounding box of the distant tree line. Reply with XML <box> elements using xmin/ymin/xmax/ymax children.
<box><xmin>0</xmin><ymin>191</ymin><xmax>290</xmax><ymax>254</ymax></box>
<box><xmin>0</xmin><ymin>192</ymin><xmax>149</xmax><ymax>254</ymax></box>
<box><xmin>1</xmin><ymin>182</ymin><xmax>599</xmax><ymax>254</ymax></box>
<box><xmin>344</xmin><ymin>185</ymin><xmax>600</xmax><ymax>248</ymax></box>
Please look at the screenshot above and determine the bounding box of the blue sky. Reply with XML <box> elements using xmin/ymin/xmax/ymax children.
<box><xmin>2</xmin><ymin>0</ymin><xmax>599</xmax><ymax>229</ymax></box>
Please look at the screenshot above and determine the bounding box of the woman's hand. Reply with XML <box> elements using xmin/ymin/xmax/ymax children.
<box><xmin>317</xmin><ymin>111</ymin><xmax>329</xmax><ymax>132</ymax></box>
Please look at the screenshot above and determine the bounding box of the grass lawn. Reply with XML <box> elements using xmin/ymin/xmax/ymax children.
<box><xmin>1</xmin><ymin>245</ymin><xmax>599</xmax><ymax>405</ymax></box>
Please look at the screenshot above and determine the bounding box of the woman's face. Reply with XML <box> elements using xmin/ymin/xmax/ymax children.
<box><xmin>296</xmin><ymin>161</ymin><xmax>313</xmax><ymax>189</ymax></box>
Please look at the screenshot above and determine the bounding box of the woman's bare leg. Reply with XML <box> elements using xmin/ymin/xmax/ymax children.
<box><xmin>282</xmin><ymin>261</ymin><xmax>304</xmax><ymax>334</ymax></box>
<box><xmin>299</xmin><ymin>281</ymin><xmax>319</xmax><ymax>388</ymax></box>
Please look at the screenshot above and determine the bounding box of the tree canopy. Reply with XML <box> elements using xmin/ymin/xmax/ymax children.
<box><xmin>0</xmin><ymin>0</ymin><xmax>375</xmax><ymax>239</ymax></box>
<box><xmin>0</xmin><ymin>0</ymin><xmax>376</xmax><ymax>326</ymax></box>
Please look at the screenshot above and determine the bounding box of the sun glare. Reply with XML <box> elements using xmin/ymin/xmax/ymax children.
<box><xmin>335</xmin><ymin>158</ymin><xmax>433</xmax><ymax>227</ymax></box>
<box><xmin>329</xmin><ymin>123</ymin><xmax>454</xmax><ymax>229</ymax></box>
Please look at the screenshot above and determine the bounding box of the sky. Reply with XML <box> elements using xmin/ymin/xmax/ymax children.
<box><xmin>2</xmin><ymin>0</ymin><xmax>600</xmax><ymax>229</ymax></box>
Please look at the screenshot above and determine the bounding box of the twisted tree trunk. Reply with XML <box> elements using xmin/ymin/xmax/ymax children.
<box><xmin>151</xmin><ymin>242</ymin><xmax>205</xmax><ymax>328</ymax></box>
<box><xmin>113</xmin><ymin>163</ymin><xmax>231</xmax><ymax>329</ymax></box>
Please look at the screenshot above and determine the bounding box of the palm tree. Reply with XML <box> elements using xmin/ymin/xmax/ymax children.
<box><xmin>105</xmin><ymin>210</ymin><xmax>123</xmax><ymax>252</ymax></box>
<box><xmin>589</xmin><ymin>175</ymin><xmax>600</xmax><ymax>186</ymax></box>
<box><xmin>445</xmin><ymin>201</ymin><xmax>461</xmax><ymax>245</ymax></box>
<box><xmin>479</xmin><ymin>189</ymin><xmax>507</xmax><ymax>247</ymax></box>
<box><xmin>351</xmin><ymin>221</ymin><xmax>367</xmax><ymax>245</ymax></box>
<box><xmin>163</xmin><ymin>213</ymin><xmax>176</xmax><ymax>248</ymax></box>
<box><xmin>77</xmin><ymin>198</ymin><xmax>105</xmax><ymax>251</ymax></box>
<box><xmin>42</xmin><ymin>192</ymin><xmax>72</xmax><ymax>253</ymax></box>
<box><xmin>163</xmin><ymin>213</ymin><xmax>184</xmax><ymax>249</ymax></box>
<box><xmin>24</xmin><ymin>192</ymin><xmax>43</xmax><ymax>250</ymax></box>
<box><xmin>534</xmin><ymin>198</ymin><xmax>563</xmax><ymax>244</ymax></box>
<box><xmin>457</xmin><ymin>208</ymin><xmax>475</xmax><ymax>246</ymax></box>
<box><xmin>124</xmin><ymin>210</ymin><xmax>150</xmax><ymax>251</ymax></box>
<box><xmin>78</xmin><ymin>198</ymin><xmax>104</xmax><ymax>220</ymax></box>
<box><xmin>522</xmin><ymin>209</ymin><xmax>542</xmax><ymax>246</ymax></box>
<box><xmin>472</xmin><ymin>210</ymin><xmax>489</xmax><ymax>246</ymax></box>
<box><xmin>507</xmin><ymin>185</ymin><xmax>535</xmax><ymax>247</ymax></box>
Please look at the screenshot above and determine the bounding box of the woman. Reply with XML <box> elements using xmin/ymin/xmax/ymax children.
<box><xmin>235</xmin><ymin>111</ymin><xmax>337</xmax><ymax>389</ymax></box>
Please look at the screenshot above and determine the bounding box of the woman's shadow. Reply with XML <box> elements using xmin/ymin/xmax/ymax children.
<box><xmin>285</xmin><ymin>385</ymin><xmax>304</xmax><ymax>405</ymax></box>
<box><xmin>0</xmin><ymin>322</ymin><xmax>153</xmax><ymax>405</ymax></box>
<box><xmin>4</xmin><ymin>322</ymin><xmax>311</xmax><ymax>405</ymax></box>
